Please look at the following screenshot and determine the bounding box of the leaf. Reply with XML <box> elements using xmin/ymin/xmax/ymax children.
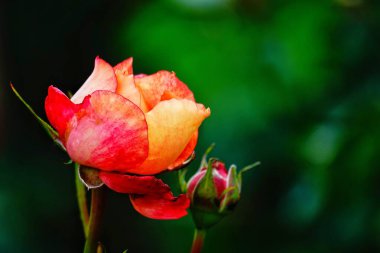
<box><xmin>10</xmin><ymin>83</ymin><xmax>65</xmax><ymax>150</ymax></box>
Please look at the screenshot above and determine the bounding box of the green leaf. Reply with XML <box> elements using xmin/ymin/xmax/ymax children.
<box><xmin>10</xmin><ymin>83</ymin><xmax>65</xmax><ymax>150</ymax></box>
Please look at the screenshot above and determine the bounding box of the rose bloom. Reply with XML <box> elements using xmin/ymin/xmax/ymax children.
<box><xmin>45</xmin><ymin>57</ymin><xmax>210</xmax><ymax>219</ymax></box>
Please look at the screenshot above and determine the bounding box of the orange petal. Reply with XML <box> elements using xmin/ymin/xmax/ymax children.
<box><xmin>71</xmin><ymin>57</ymin><xmax>117</xmax><ymax>104</ymax></box>
<box><xmin>168</xmin><ymin>131</ymin><xmax>198</xmax><ymax>169</ymax></box>
<box><xmin>135</xmin><ymin>71</ymin><xmax>195</xmax><ymax>111</ymax></box>
<box><xmin>114</xmin><ymin>57</ymin><xmax>134</xmax><ymax>75</ymax></box>
<box><xmin>45</xmin><ymin>86</ymin><xmax>79</xmax><ymax>141</ymax></box>
<box><xmin>114</xmin><ymin>58</ymin><xmax>144</xmax><ymax>109</ymax></box>
<box><xmin>128</xmin><ymin>99</ymin><xmax>210</xmax><ymax>175</ymax></box>
<box><xmin>66</xmin><ymin>91</ymin><xmax>148</xmax><ymax>172</ymax></box>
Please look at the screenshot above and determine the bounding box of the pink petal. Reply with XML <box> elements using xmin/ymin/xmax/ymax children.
<box><xmin>66</xmin><ymin>90</ymin><xmax>148</xmax><ymax>172</ymax></box>
<box><xmin>135</xmin><ymin>71</ymin><xmax>195</xmax><ymax>111</ymax></box>
<box><xmin>45</xmin><ymin>86</ymin><xmax>79</xmax><ymax>141</ymax></box>
<box><xmin>71</xmin><ymin>57</ymin><xmax>118</xmax><ymax>104</ymax></box>
<box><xmin>187</xmin><ymin>169</ymin><xmax>227</xmax><ymax>199</ymax></box>
<box><xmin>212</xmin><ymin>161</ymin><xmax>228</xmax><ymax>178</ymax></box>
<box><xmin>98</xmin><ymin>172</ymin><xmax>169</xmax><ymax>195</ymax></box>
<box><xmin>99</xmin><ymin>171</ymin><xmax>190</xmax><ymax>219</ymax></box>
<box><xmin>128</xmin><ymin>99</ymin><xmax>210</xmax><ymax>175</ymax></box>
<box><xmin>130</xmin><ymin>193</ymin><xmax>189</xmax><ymax>220</ymax></box>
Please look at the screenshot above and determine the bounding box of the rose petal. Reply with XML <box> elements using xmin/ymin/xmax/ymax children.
<box><xmin>135</xmin><ymin>71</ymin><xmax>195</xmax><ymax>111</ymax></box>
<box><xmin>45</xmin><ymin>86</ymin><xmax>79</xmax><ymax>140</ymax></box>
<box><xmin>128</xmin><ymin>99</ymin><xmax>210</xmax><ymax>175</ymax></box>
<box><xmin>187</xmin><ymin>169</ymin><xmax>227</xmax><ymax>199</ymax></box>
<box><xmin>66</xmin><ymin>90</ymin><xmax>148</xmax><ymax>172</ymax></box>
<box><xmin>212</xmin><ymin>161</ymin><xmax>228</xmax><ymax>178</ymax></box>
<box><xmin>99</xmin><ymin>171</ymin><xmax>190</xmax><ymax>219</ymax></box>
<box><xmin>98</xmin><ymin>171</ymin><xmax>169</xmax><ymax>195</ymax></box>
<box><xmin>71</xmin><ymin>57</ymin><xmax>117</xmax><ymax>104</ymax></box>
<box><xmin>167</xmin><ymin>131</ymin><xmax>198</xmax><ymax>169</ymax></box>
<box><xmin>130</xmin><ymin>193</ymin><xmax>189</xmax><ymax>220</ymax></box>
<box><xmin>114</xmin><ymin>57</ymin><xmax>133</xmax><ymax>75</ymax></box>
<box><xmin>114</xmin><ymin>58</ymin><xmax>145</xmax><ymax>110</ymax></box>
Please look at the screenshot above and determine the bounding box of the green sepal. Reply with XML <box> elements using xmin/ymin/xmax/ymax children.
<box><xmin>66</xmin><ymin>90</ymin><xmax>73</xmax><ymax>98</ymax></box>
<box><xmin>219</xmin><ymin>161</ymin><xmax>261</xmax><ymax>213</ymax></box>
<box><xmin>10</xmin><ymin>84</ymin><xmax>65</xmax><ymax>150</ymax></box>
<box><xmin>198</xmin><ymin>143</ymin><xmax>215</xmax><ymax>171</ymax></box>
<box><xmin>219</xmin><ymin>165</ymin><xmax>239</xmax><ymax>213</ymax></box>
<box><xmin>177</xmin><ymin>151</ymin><xmax>197</xmax><ymax>193</ymax></box>
<box><xmin>178</xmin><ymin>168</ymin><xmax>188</xmax><ymax>193</ymax></box>
<box><xmin>192</xmin><ymin>158</ymin><xmax>218</xmax><ymax>204</ymax></box>
<box><xmin>238</xmin><ymin>161</ymin><xmax>261</xmax><ymax>187</ymax></box>
<box><xmin>77</xmin><ymin>164</ymin><xmax>104</xmax><ymax>189</ymax></box>
<box><xmin>190</xmin><ymin>158</ymin><xmax>224</xmax><ymax>229</ymax></box>
<box><xmin>97</xmin><ymin>242</ymin><xmax>106</xmax><ymax>253</ymax></box>
<box><xmin>190</xmin><ymin>206</ymin><xmax>226</xmax><ymax>230</ymax></box>
<box><xmin>175</xmin><ymin>151</ymin><xmax>196</xmax><ymax>171</ymax></box>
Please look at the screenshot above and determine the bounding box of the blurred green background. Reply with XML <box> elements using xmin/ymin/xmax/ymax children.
<box><xmin>1</xmin><ymin>0</ymin><xmax>380</xmax><ymax>252</ymax></box>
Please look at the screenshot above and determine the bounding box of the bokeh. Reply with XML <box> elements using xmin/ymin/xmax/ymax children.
<box><xmin>1</xmin><ymin>0</ymin><xmax>380</xmax><ymax>252</ymax></box>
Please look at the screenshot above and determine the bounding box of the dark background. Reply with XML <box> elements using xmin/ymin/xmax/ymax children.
<box><xmin>1</xmin><ymin>0</ymin><xmax>380</xmax><ymax>252</ymax></box>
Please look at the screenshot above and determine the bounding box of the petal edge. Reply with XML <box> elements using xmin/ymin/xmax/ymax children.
<box><xmin>66</xmin><ymin>91</ymin><xmax>148</xmax><ymax>172</ymax></box>
<box><xmin>45</xmin><ymin>86</ymin><xmax>78</xmax><ymax>141</ymax></box>
<box><xmin>71</xmin><ymin>57</ymin><xmax>117</xmax><ymax>104</ymax></box>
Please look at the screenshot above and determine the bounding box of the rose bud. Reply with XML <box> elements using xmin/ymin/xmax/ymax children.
<box><xmin>183</xmin><ymin>145</ymin><xmax>259</xmax><ymax>229</ymax></box>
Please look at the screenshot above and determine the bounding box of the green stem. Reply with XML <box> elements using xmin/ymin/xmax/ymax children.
<box><xmin>83</xmin><ymin>187</ymin><xmax>106</xmax><ymax>253</ymax></box>
<box><xmin>190</xmin><ymin>229</ymin><xmax>207</xmax><ymax>253</ymax></box>
<box><xmin>75</xmin><ymin>163</ymin><xmax>89</xmax><ymax>237</ymax></box>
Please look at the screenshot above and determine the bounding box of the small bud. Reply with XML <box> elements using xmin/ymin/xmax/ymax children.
<box><xmin>185</xmin><ymin>145</ymin><xmax>259</xmax><ymax>229</ymax></box>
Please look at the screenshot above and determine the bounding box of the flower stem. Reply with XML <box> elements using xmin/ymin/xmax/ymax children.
<box><xmin>75</xmin><ymin>163</ymin><xmax>89</xmax><ymax>237</ymax></box>
<box><xmin>190</xmin><ymin>229</ymin><xmax>207</xmax><ymax>253</ymax></box>
<box><xmin>83</xmin><ymin>186</ymin><xmax>106</xmax><ymax>253</ymax></box>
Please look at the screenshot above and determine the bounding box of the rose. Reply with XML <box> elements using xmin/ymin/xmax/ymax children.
<box><xmin>45</xmin><ymin>57</ymin><xmax>210</xmax><ymax>219</ymax></box>
<box><xmin>186</xmin><ymin>159</ymin><xmax>234</xmax><ymax>228</ymax></box>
